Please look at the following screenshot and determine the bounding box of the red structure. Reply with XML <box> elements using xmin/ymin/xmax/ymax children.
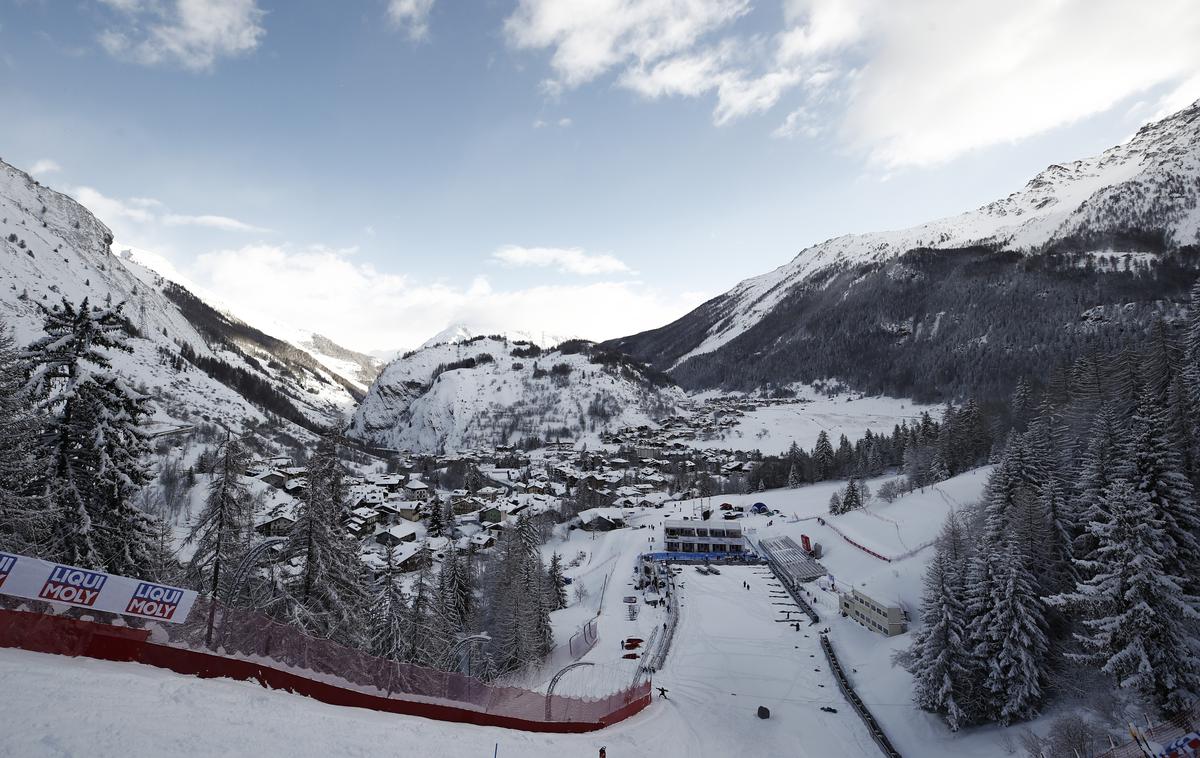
<box><xmin>0</xmin><ymin>605</ymin><xmax>650</xmax><ymax>733</ymax></box>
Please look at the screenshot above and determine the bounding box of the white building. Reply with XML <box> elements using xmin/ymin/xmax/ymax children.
<box><xmin>839</xmin><ymin>588</ymin><xmax>908</xmax><ymax>637</ymax></box>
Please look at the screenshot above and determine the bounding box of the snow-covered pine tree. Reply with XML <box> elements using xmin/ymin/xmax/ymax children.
<box><xmin>0</xmin><ymin>322</ymin><xmax>48</xmax><ymax>555</ymax></box>
<box><xmin>25</xmin><ymin>298</ymin><xmax>158</xmax><ymax>574</ymax></box>
<box><xmin>910</xmin><ymin>514</ymin><xmax>974</xmax><ymax>730</ymax></box>
<box><xmin>436</xmin><ymin>541</ymin><xmax>475</xmax><ymax>639</ymax></box>
<box><xmin>546</xmin><ymin>551</ymin><xmax>568</xmax><ymax>611</ymax></box>
<box><xmin>1036</xmin><ymin>478</ymin><xmax>1074</xmax><ymax>596</ymax></box>
<box><xmin>487</xmin><ymin>514</ymin><xmax>552</xmax><ymax>674</ymax></box>
<box><xmin>284</xmin><ymin>434</ymin><xmax>370</xmax><ymax>647</ymax></box>
<box><xmin>404</xmin><ymin>560</ymin><xmax>450</xmax><ymax>667</ymax></box>
<box><xmin>971</xmin><ymin>532</ymin><xmax>1050</xmax><ymax>725</ymax></box>
<box><xmin>426</xmin><ymin>494</ymin><xmax>445</xmax><ymax>537</ymax></box>
<box><xmin>1070</xmin><ymin>405</ymin><xmax>1131</xmax><ymax>578</ymax></box>
<box><xmin>1011</xmin><ymin>378</ymin><xmax>1032</xmax><ymax>432</ymax></box>
<box><xmin>186</xmin><ymin>436</ymin><xmax>253</xmax><ymax>604</ymax></box>
<box><xmin>1187</xmin><ymin>279</ymin><xmax>1200</xmax><ymax>415</ymax></box>
<box><xmin>1052</xmin><ymin>479</ymin><xmax>1200</xmax><ymax>716</ymax></box>
<box><xmin>841</xmin><ymin>479</ymin><xmax>863</xmax><ymax>512</ymax></box>
<box><xmin>786</xmin><ymin>463</ymin><xmax>802</xmax><ymax>489</ymax></box>
<box><xmin>368</xmin><ymin>546</ymin><xmax>410</xmax><ymax>663</ymax></box>
<box><xmin>812</xmin><ymin>431</ymin><xmax>835</xmax><ymax>480</ymax></box>
<box><xmin>1125</xmin><ymin>393</ymin><xmax>1200</xmax><ymax>589</ymax></box>
<box><xmin>828</xmin><ymin>490</ymin><xmax>843</xmax><ymax>515</ymax></box>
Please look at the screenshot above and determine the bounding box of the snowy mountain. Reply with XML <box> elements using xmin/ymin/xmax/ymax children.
<box><xmin>348</xmin><ymin>336</ymin><xmax>686</xmax><ymax>453</ymax></box>
<box><xmin>609</xmin><ymin>100</ymin><xmax>1200</xmax><ymax>401</ymax></box>
<box><xmin>0</xmin><ymin>157</ymin><xmax>359</xmax><ymax>438</ymax></box>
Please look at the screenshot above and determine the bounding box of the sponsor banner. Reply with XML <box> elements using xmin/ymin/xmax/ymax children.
<box><xmin>0</xmin><ymin>552</ymin><xmax>196</xmax><ymax>623</ymax></box>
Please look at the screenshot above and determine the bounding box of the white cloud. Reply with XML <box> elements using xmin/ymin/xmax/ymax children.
<box><xmin>839</xmin><ymin>0</ymin><xmax>1200</xmax><ymax>167</ymax></box>
<box><xmin>98</xmin><ymin>0</ymin><xmax>265</xmax><ymax>71</ymax></box>
<box><xmin>492</xmin><ymin>245</ymin><xmax>633</xmax><ymax>275</ymax></box>
<box><xmin>67</xmin><ymin>185</ymin><xmax>266</xmax><ymax>237</ymax></box>
<box><xmin>29</xmin><ymin>159</ymin><xmax>63</xmax><ymax>177</ymax></box>
<box><xmin>505</xmin><ymin>0</ymin><xmax>751</xmax><ymax>89</ymax></box>
<box><xmin>505</xmin><ymin>0</ymin><xmax>1200</xmax><ymax>166</ymax></box>
<box><xmin>189</xmin><ymin>244</ymin><xmax>701</xmax><ymax>350</ymax></box>
<box><xmin>387</xmin><ymin>0</ymin><xmax>436</xmax><ymax>40</ymax></box>
<box><xmin>162</xmin><ymin>213</ymin><xmax>270</xmax><ymax>232</ymax></box>
<box><xmin>771</xmin><ymin>105</ymin><xmax>820</xmax><ymax>139</ymax></box>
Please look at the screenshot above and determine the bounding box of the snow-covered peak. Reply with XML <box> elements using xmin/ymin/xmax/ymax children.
<box><xmin>349</xmin><ymin>336</ymin><xmax>685</xmax><ymax>453</ymax></box>
<box><xmin>663</xmin><ymin>99</ymin><xmax>1200</xmax><ymax>365</ymax></box>
<box><xmin>420</xmin><ymin>324</ymin><xmax>475</xmax><ymax>349</ymax></box>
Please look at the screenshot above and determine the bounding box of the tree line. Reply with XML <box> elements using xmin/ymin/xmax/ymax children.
<box><xmin>907</xmin><ymin>280</ymin><xmax>1200</xmax><ymax>729</ymax></box>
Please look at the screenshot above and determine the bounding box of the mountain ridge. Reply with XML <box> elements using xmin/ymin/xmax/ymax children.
<box><xmin>607</xmin><ymin>100</ymin><xmax>1200</xmax><ymax>401</ymax></box>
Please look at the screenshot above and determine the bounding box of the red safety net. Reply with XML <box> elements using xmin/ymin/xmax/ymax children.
<box><xmin>0</xmin><ymin>597</ymin><xmax>650</xmax><ymax>731</ymax></box>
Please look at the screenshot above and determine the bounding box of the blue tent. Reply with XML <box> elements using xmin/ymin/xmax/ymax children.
<box><xmin>750</xmin><ymin>502</ymin><xmax>769</xmax><ymax>514</ymax></box>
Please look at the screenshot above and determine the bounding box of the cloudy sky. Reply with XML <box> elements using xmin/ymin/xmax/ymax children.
<box><xmin>3</xmin><ymin>0</ymin><xmax>1199</xmax><ymax>352</ymax></box>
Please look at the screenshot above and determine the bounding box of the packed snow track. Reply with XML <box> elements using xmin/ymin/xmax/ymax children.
<box><xmin>0</xmin><ymin>566</ymin><xmax>879</xmax><ymax>758</ymax></box>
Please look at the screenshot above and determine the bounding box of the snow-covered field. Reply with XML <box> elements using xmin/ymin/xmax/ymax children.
<box><xmin>686</xmin><ymin>393</ymin><xmax>939</xmax><ymax>454</ymax></box>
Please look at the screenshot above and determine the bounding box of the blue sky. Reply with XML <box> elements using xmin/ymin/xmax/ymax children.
<box><xmin>2</xmin><ymin>0</ymin><xmax>1199</xmax><ymax>351</ymax></box>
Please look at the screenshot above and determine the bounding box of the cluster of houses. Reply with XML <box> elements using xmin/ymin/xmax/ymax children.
<box><xmin>239</xmin><ymin>405</ymin><xmax>806</xmax><ymax>581</ymax></box>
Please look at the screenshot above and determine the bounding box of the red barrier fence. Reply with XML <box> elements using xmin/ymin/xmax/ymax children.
<box><xmin>0</xmin><ymin>603</ymin><xmax>651</xmax><ymax>733</ymax></box>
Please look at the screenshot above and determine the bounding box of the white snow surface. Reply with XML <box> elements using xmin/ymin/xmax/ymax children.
<box><xmin>0</xmin><ymin>158</ymin><xmax>360</xmax><ymax>434</ymax></box>
<box><xmin>675</xmin><ymin>100</ymin><xmax>1200</xmax><ymax>365</ymax></box>
<box><xmin>0</xmin><ymin>468</ymin><xmax>1069</xmax><ymax>758</ymax></box>
<box><xmin>349</xmin><ymin>337</ymin><xmax>687</xmax><ymax>453</ymax></box>
<box><xmin>685</xmin><ymin>390</ymin><xmax>940</xmax><ymax>454</ymax></box>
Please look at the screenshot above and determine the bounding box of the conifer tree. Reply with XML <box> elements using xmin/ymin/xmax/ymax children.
<box><xmin>841</xmin><ymin>479</ymin><xmax>863</xmax><ymax>512</ymax></box>
<box><xmin>546</xmin><ymin>551</ymin><xmax>568</xmax><ymax>610</ymax></box>
<box><xmin>1053</xmin><ymin>479</ymin><xmax>1200</xmax><ymax>715</ymax></box>
<box><xmin>828</xmin><ymin>490</ymin><xmax>843</xmax><ymax>515</ymax></box>
<box><xmin>1126</xmin><ymin>395</ymin><xmax>1200</xmax><ymax>588</ymax></box>
<box><xmin>787</xmin><ymin>463</ymin><xmax>802</xmax><ymax>488</ymax></box>
<box><xmin>812</xmin><ymin>431</ymin><xmax>835</xmax><ymax>480</ymax></box>
<box><xmin>971</xmin><ymin>533</ymin><xmax>1050</xmax><ymax>725</ymax></box>
<box><xmin>426</xmin><ymin>494</ymin><xmax>445</xmax><ymax>537</ymax></box>
<box><xmin>910</xmin><ymin>515</ymin><xmax>974</xmax><ymax>730</ymax></box>
<box><xmin>0</xmin><ymin>322</ymin><xmax>47</xmax><ymax>555</ymax></box>
<box><xmin>186</xmin><ymin>436</ymin><xmax>253</xmax><ymax>602</ymax></box>
<box><xmin>284</xmin><ymin>435</ymin><xmax>369</xmax><ymax>646</ymax></box>
<box><xmin>369</xmin><ymin>546</ymin><xmax>410</xmax><ymax>663</ymax></box>
<box><xmin>26</xmin><ymin>298</ymin><xmax>158</xmax><ymax>573</ymax></box>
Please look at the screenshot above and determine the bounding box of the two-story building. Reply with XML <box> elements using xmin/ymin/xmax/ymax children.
<box><xmin>839</xmin><ymin>588</ymin><xmax>908</xmax><ymax>637</ymax></box>
<box><xmin>662</xmin><ymin>518</ymin><xmax>745</xmax><ymax>554</ymax></box>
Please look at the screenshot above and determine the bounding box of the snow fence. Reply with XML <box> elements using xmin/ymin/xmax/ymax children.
<box><xmin>0</xmin><ymin>600</ymin><xmax>650</xmax><ymax>733</ymax></box>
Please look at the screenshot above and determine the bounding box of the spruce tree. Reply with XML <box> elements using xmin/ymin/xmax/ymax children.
<box><xmin>0</xmin><ymin>322</ymin><xmax>47</xmax><ymax>555</ymax></box>
<box><xmin>546</xmin><ymin>551</ymin><xmax>568</xmax><ymax>611</ymax></box>
<box><xmin>426</xmin><ymin>494</ymin><xmax>445</xmax><ymax>537</ymax></box>
<box><xmin>284</xmin><ymin>435</ymin><xmax>369</xmax><ymax>646</ymax></box>
<box><xmin>971</xmin><ymin>534</ymin><xmax>1050</xmax><ymax>725</ymax></box>
<box><xmin>369</xmin><ymin>546</ymin><xmax>410</xmax><ymax>663</ymax></box>
<box><xmin>25</xmin><ymin>298</ymin><xmax>158</xmax><ymax>573</ymax></box>
<box><xmin>841</xmin><ymin>479</ymin><xmax>863</xmax><ymax>512</ymax></box>
<box><xmin>186</xmin><ymin>436</ymin><xmax>253</xmax><ymax>604</ymax></box>
<box><xmin>812</xmin><ymin>431</ymin><xmax>835</xmax><ymax>480</ymax></box>
<box><xmin>1054</xmin><ymin>479</ymin><xmax>1200</xmax><ymax>715</ymax></box>
<box><xmin>910</xmin><ymin>520</ymin><xmax>974</xmax><ymax>730</ymax></box>
<box><xmin>1126</xmin><ymin>395</ymin><xmax>1200</xmax><ymax>588</ymax></box>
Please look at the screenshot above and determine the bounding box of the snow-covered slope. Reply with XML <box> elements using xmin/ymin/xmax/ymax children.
<box><xmin>0</xmin><ymin>158</ymin><xmax>353</xmax><ymax>436</ymax></box>
<box><xmin>616</xmin><ymin>99</ymin><xmax>1200</xmax><ymax>368</ymax></box>
<box><xmin>348</xmin><ymin>337</ymin><xmax>686</xmax><ymax>453</ymax></box>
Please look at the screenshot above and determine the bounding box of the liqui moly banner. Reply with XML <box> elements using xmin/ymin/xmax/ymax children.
<box><xmin>0</xmin><ymin>551</ymin><xmax>197</xmax><ymax>623</ymax></box>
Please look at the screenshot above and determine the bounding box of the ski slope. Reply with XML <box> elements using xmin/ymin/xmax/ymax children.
<box><xmin>2</xmin><ymin>468</ymin><xmax>1051</xmax><ymax>758</ymax></box>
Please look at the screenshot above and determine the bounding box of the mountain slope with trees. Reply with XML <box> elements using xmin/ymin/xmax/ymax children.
<box><xmin>608</xmin><ymin>100</ymin><xmax>1200</xmax><ymax>404</ymax></box>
